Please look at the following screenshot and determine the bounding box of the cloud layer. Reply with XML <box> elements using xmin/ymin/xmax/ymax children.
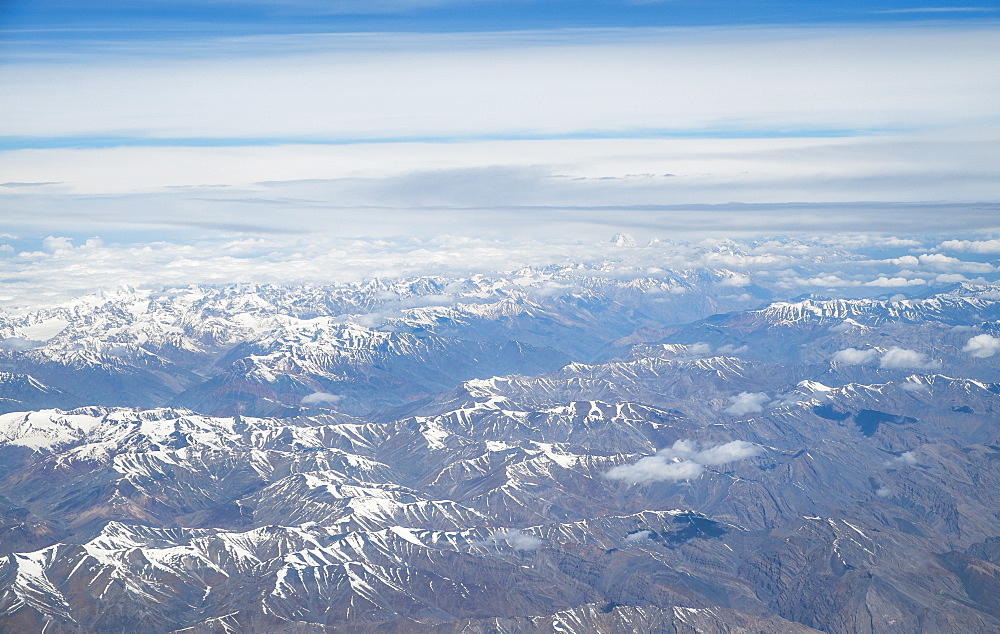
<box><xmin>4</xmin><ymin>27</ymin><xmax>997</xmax><ymax>142</ymax></box>
<box><xmin>1</xmin><ymin>24</ymin><xmax>998</xmax><ymax>242</ymax></box>
<box><xmin>0</xmin><ymin>231</ymin><xmax>997</xmax><ymax>312</ymax></box>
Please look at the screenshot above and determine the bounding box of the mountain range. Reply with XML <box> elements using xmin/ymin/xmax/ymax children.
<box><xmin>0</xmin><ymin>270</ymin><xmax>998</xmax><ymax>632</ymax></box>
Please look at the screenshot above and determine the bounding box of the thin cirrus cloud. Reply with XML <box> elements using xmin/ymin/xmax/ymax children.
<box><xmin>0</xmin><ymin>22</ymin><xmax>997</xmax><ymax>246</ymax></box>
<box><xmin>3</xmin><ymin>26</ymin><xmax>997</xmax><ymax>142</ymax></box>
<box><xmin>0</xmin><ymin>11</ymin><xmax>998</xmax><ymax>307</ymax></box>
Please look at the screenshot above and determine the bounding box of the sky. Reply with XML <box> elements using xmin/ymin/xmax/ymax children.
<box><xmin>1</xmin><ymin>0</ymin><xmax>999</xmax><ymax>306</ymax></box>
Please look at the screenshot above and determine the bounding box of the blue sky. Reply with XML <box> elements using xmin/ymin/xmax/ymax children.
<box><xmin>4</xmin><ymin>0</ymin><xmax>998</xmax><ymax>36</ymax></box>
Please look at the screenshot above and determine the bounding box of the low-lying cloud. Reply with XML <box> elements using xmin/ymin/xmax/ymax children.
<box><xmin>938</xmin><ymin>239</ymin><xmax>1000</xmax><ymax>254</ymax></box>
<box><xmin>491</xmin><ymin>529</ymin><xmax>542</xmax><ymax>551</ymax></box>
<box><xmin>301</xmin><ymin>392</ymin><xmax>343</xmax><ymax>405</ymax></box>
<box><xmin>0</xmin><ymin>231</ymin><xmax>995</xmax><ymax>314</ymax></box>
<box><xmin>605</xmin><ymin>439</ymin><xmax>761</xmax><ymax>485</ymax></box>
<box><xmin>831</xmin><ymin>346</ymin><xmax>940</xmax><ymax>370</ymax></box>
<box><xmin>832</xmin><ymin>347</ymin><xmax>879</xmax><ymax>365</ymax></box>
<box><xmin>724</xmin><ymin>392</ymin><xmax>770</xmax><ymax>416</ymax></box>
<box><xmin>879</xmin><ymin>347</ymin><xmax>940</xmax><ymax>370</ymax></box>
<box><xmin>885</xmin><ymin>451</ymin><xmax>918</xmax><ymax>467</ymax></box>
<box><xmin>624</xmin><ymin>530</ymin><xmax>653</xmax><ymax>542</ymax></box>
<box><xmin>963</xmin><ymin>334</ymin><xmax>1000</xmax><ymax>358</ymax></box>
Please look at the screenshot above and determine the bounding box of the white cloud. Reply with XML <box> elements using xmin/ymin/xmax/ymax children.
<box><xmin>885</xmin><ymin>451</ymin><xmax>918</xmax><ymax>467</ymax></box>
<box><xmin>875</xmin><ymin>486</ymin><xmax>893</xmax><ymax>497</ymax></box>
<box><xmin>0</xmin><ymin>231</ymin><xmax>992</xmax><ymax>313</ymax></box>
<box><xmin>832</xmin><ymin>347</ymin><xmax>879</xmax><ymax>365</ymax></box>
<box><xmin>879</xmin><ymin>237</ymin><xmax>923</xmax><ymax>247</ymax></box>
<box><xmin>901</xmin><ymin>378</ymin><xmax>931</xmax><ymax>392</ymax></box>
<box><xmin>4</xmin><ymin>27</ymin><xmax>997</xmax><ymax>145</ymax></box>
<box><xmin>493</xmin><ymin>529</ymin><xmax>542</xmax><ymax>550</ymax></box>
<box><xmin>0</xmin><ymin>25</ymin><xmax>998</xmax><ymax>219</ymax></box>
<box><xmin>41</xmin><ymin>236</ymin><xmax>73</xmax><ymax>252</ymax></box>
<box><xmin>800</xmin><ymin>275</ymin><xmax>861</xmax><ymax>288</ymax></box>
<box><xmin>935</xmin><ymin>273</ymin><xmax>968</xmax><ymax>283</ymax></box>
<box><xmin>719</xmin><ymin>273</ymin><xmax>751</xmax><ymax>287</ymax></box>
<box><xmin>687</xmin><ymin>342</ymin><xmax>712</xmax><ymax>355</ymax></box>
<box><xmin>605</xmin><ymin>439</ymin><xmax>761</xmax><ymax>485</ymax></box>
<box><xmin>863</xmin><ymin>276</ymin><xmax>926</xmax><ymax>288</ymax></box>
<box><xmin>667</xmin><ymin>439</ymin><xmax>762</xmax><ymax>465</ymax></box>
<box><xmin>301</xmin><ymin>392</ymin><xmax>342</xmax><ymax>405</ymax></box>
<box><xmin>963</xmin><ymin>334</ymin><xmax>1000</xmax><ymax>358</ymax></box>
<box><xmin>937</xmin><ymin>239</ymin><xmax>1000</xmax><ymax>254</ymax></box>
<box><xmin>624</xmin><ymin>530</ymin><xmax>653</xmax><ymax>542</ymax></box>
<box><xmin>716</xmin><ymin>344</ymin><xmax>747</xmax><ymax>354</ymax></box>
<box><xmin>604</xmin><ymin>456</ymin><xmax>705</xmax><ymax>485</ymax></box>
<box><xmin>828</xmin><ymin>320</ymin><xmax>861</xmax><ymax>333</ymax></box>
<box><xmin>879</xmin><ymin>347</ymin><xmax>939</xmax><ymax>370</ymax></box>
<box><xmin>724</xmin><ymin>392</ymin><xmax>769</xmax><ymax>416</ymax></box>
<box><xmin>886</xmin><ymin>255</ymin><xmax>919</xmax><ymax>267</ymax></box>
<box><xmin>917</xmin><ymin>253</ymin><xmax>993</xmax><ymax>273</ymax></box>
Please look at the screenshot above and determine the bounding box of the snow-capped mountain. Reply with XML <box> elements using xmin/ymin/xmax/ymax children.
<box><xmin>0</xmin><ymin>275</ymin><xmax>998</xmax><ymax>632</ymax></box>
<box><xmin>0</xmin><ymin>270</ymin><xmax>757</xmax><ymax>418</ymax></box>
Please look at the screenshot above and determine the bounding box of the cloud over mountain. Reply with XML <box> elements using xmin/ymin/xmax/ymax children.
<box><xmin>963</xmin><ymin>334</ymin><xmax>1000</xmax><ymax>358</ymax></box>
<box><xmin>605</xmin><ymin>440</ymin><xmax>762</xmax><ymax>485</ymax></box>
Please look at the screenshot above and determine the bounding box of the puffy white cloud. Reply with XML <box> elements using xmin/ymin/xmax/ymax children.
<box><xmin>886</xmin><ymin>255</ymin><xmax>919</xmax><ymax>267</ymax></box>
<box><xmin>41</xmin><ymin>236</ymin><xmax>73</xmax><ymax>252</ymax></box>
<box><xmin>832</xmin><ymin>347</ymin><xmax>879</xmax><ymax>365</ymax></box>
<box><xmin>301</xmin><ymin>392</ymin><xmax>342</xmax><ymax>405</ymax></box>
<box><xmin>604</xmin><ymin>456</ymin><xmax>705</xmax><ymax>485</ymax></box>
<box><xmin>724</xmin><ymin>392</ymin><xmax>769</xmax><ymax>416</ymax></box>
<box><xmin>719</xmin><ymin>274</ymin><xmax>751</xmax><ymax>287</ymax></box>
<box><xmin>800</xmin><ymin>275</ymin><xmax>861</xmax><ymax>288</ymax></box>
<box><xmin>917</xmin><ymin>253</ymin><xmax>993</xmax><ymax>273</ymax></box>
<box><xmin>935</xmin><ymin>273</ymin><xmax>968</xmax><ymax>283</ymax></box>
<box><xmin>875</xmin><ymin>486</ymin><xmax>893</xmax><ymax>497</ymax></box>
<box><xmin>879</xmin><ymin>347</ymin><xmax>939</xmax><ymax>370</ymax></box>
<box><xmin>863</xmin><ymin>276</ymin><xmax>926</xmax><ymax>287</ymax></box>
<box><xmin>687</xmin><ymin>342</ymin><xmax>713</xmax><ymax>355</ymax></box>
<box><xmin>666</xmin><ymin>439</ymin><xmax>762</xmax><ymax>465</ymax></box>
<box><xmin>604</xmin><ymin>439</ymin><xmax>761</xmax><ymax>485</ymax></box>
<box><xmin>885</xmin><ymin>451</ymin><xmax>918</xmax><ymax>467</ymax></box>
<box><xmin>963</xmin><ymin>334</ymin><xmax>1000</xmax><ymax>358</ymax></box>
<box><xmin>937</xmin><ymin>239</ymin><xmax>1000</xmax><ymax>254</ymax></box>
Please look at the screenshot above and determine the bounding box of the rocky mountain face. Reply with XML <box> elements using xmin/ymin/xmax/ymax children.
<box><xmin>0</xmin><ymin>272</ymin><xmax>997</xmax><ymax>632</ymax></box>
